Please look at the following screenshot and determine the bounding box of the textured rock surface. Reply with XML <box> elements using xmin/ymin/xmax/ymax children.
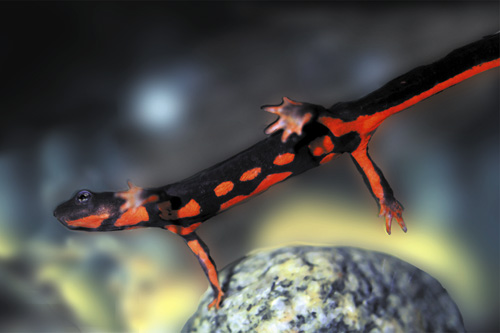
<box><xmin>183</xmin><ymin>246</ymin><xmax>465</xmax><ymax>332</ymax></box>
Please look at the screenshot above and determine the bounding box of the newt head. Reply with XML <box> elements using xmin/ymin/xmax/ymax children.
<box><xmin>54</xmin><ymin>190</ymin><xmax>123</xmax><ymax>231</ymax></box>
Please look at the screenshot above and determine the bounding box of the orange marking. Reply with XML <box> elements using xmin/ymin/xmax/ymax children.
<box><xmin>273</xmin><ymin>153</ymin><xmax>295</xmax><ymax>166</ymax></box>
<box><xmin>214</xmin><ymin>181</ymin><xmax>234</xmax><ymax>197</ymax></box>
<box><xmin>115</xmin><ymin>206</ymin><xmax>149</xmax><ymax>227</ymax></box>
<box><xmin>309</xmin><ymin>135</ymin><xmax>334</xmax><ymax>156</ymax></box>
<box><xmin>144</xmin><ymin>194</ymin><xmax>159</xmax><ymax>204</ymax></box>
<box><xmin>352</xmin><ymin>149</ymin><xmax>384</xmax><ymax>201</ymax></box>
<box><xmin>220</xmin><ymin>195</ymin><xmax>247</xmax><ymax>210</ymax></box>
<box><xmin>320</xmin><ymin>153</ymin><xmax>337</xmax><ymax>165</ymax></box>
<box><xmin>126</xmin><ymin>226</ymin><xmax>142</xmax><ymax>230</ymax></box>
<box><xmin>181</xmin><ymin>222</ymin><xmax>202</xmax><ymax>235</ymax></box>
<box><xmin>164</xmin><ymin>222</ymin><xmax>202</xmax><ymax>235</ymax></box>
<box><xmin>66</xmin><ymin>213</ymin><xmax>110</xmax><ymax>229</ymax></box>
<box><xmin>240</xmin><ymin>167</ymin><xmax>261</xmax><ymax>181</ymax></box>
<box><xmin>187</xmin><ymin>239</ymin><xmax>224</xmax><ymax>309</ymax></box>
<box><xmin>319</xmin><ymin>59</ymin><xmax>500</xmax><ymax>137</ymax></box>
<box><xmin>164</xmin><ymin>225</ymin><xmax>178</xmax><ymax>233</ymax></box>
<box><xmin>177</xmin><ymin>199</ymin><xmax>201</xmax><ymax>219</ymax></box>
<box><xmin>220</xmin><ymin>172</ymin><xmax>292</xmax><ymax>210</ymax></box>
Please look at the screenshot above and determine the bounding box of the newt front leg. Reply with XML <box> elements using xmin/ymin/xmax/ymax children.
<box><xmin>183</xmin><ymin>232</ymin><xmax>224</xmax><ymax>309</ymax></box>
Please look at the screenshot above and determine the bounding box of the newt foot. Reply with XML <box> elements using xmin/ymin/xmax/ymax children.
<box><xmin>379</xmin><ymin>199</ymin><xmax>407</xmax><ymax>235</ymax></box>
<box><xmin>263</xmin><ymin>97</ymin><xmax>313</xmax><ymax>143</ymax></box>
<box><xmin>207</xmin><ymin>290</ymin><xmax>224</xmax><ymax>310</ymax></box>
<box><xmin>116</xmin><ymin>181</ymin><xmax>159</xmax><ymax>212</ymax></box>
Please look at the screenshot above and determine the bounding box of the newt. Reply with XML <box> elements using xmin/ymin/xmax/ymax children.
<box><xmin>54</xmin><ymin>33</ymin><xmax>499</xmax><ymax>309</ymax></box>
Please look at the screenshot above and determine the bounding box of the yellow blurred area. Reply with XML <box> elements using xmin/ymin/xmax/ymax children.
<box><xmin>252</xmin><ymin>192</ymin><xmax>491</xmax><ymax>327</ymax></box>
<box><xmin>121</xmin><ymin>255</ymin><xmax>202</xmax><ymax>332</ymax></box>
<box><xmin>35</xmin><ymin>235</ymin><xmax>204</xmax><ymax>332</ymax></box>
<box><xmin>0</xmin><ymin>228</ymin><xmax>18</xmax><ymax>259</ymax></box>
<box><xmin>38</xmin><ymin>262</ymin><xmax>118</xmax><ymax>331</ymax></box>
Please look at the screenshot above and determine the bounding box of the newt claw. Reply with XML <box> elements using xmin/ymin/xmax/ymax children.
<box><xmin>379</xmin><ymin>200</ymin><xmax>406</xmax><ymax>234</ymax></box>
<box><xmin>207</xmin><ymin>291</ymin><xmax>224</xmax><ymax>310</ymax></box>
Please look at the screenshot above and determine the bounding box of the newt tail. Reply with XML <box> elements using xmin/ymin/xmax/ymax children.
<box><xmin>54</xmin><ymin>33</ymin><xmax>499</xmax><ymax>309</ymax></box>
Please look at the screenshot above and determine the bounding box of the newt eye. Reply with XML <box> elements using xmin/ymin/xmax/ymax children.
<box><xmin>75</xmin><ymin>190</ymin><xmax>92</xmax><ymax>204</ymax></box>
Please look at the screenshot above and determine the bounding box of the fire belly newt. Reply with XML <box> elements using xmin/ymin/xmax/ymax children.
<box><xmin>54</xmin><ymin>33</ymin><xmax>499</xmax><ymax>309</ymax></box>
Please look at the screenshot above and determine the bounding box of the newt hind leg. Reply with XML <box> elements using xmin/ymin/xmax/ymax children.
<box><xmin>351</xmin><ymin>147</ymin><xmax>407</xmax><ymax>234</ymax></box>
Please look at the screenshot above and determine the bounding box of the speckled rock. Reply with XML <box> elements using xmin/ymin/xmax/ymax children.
<box><xmin>183</xmin><ymin>246</ymin><xmax>464</xmax><ymax>333</ymax></box>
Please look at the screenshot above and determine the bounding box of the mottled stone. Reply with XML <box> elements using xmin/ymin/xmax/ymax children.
<box><xmin>183</xmin><ymin>246</ymin><xmax>464</xmax><ymax>332</ymax></box>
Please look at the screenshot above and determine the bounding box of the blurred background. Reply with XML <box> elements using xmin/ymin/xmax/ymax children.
<box><xmin>0</xmin><ymin>2</ymin><xmax>498</xmax><ymax>332</ymax></box>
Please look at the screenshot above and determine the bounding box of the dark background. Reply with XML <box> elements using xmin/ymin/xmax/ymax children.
<box><xmin>0</xmin><ymin>2</ymin><xmax>498</xmax><ymax>332</ymax></box>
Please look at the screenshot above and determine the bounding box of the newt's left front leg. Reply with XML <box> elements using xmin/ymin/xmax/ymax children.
<box><xmin>183</xmin><ymin>232</ymin><xmax>224</xmax><ymax>309</ymax></box>
<box><xmin>351</xmin><ymin>146</ymin><xmax>407</xmax><ymax>234</ymax></box>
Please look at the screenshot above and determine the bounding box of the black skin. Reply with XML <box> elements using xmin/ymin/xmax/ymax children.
<box><xmin>334</xmin><ymin>33</ymin><xmax>499</xmax><ymax>121</ymax></box>
<box><xmin>54</xmin><ymin>119</ymin><xmax>362</xmax><ymax>231</ymax></box>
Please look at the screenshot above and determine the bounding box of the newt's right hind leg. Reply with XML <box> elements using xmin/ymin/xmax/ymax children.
<box><xmin>351</xmin><ymin>147</ymin><xmax>407</xmax><ymax>235</ymax></box>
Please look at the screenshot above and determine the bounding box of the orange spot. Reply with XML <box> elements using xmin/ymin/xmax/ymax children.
<box><xmin>186</xmin><ymin>239</ymin><xmax>224</xmax><ymax>309</ymax></box>
<box><xmin>240</xmin><ymin>167</ymin><xmax>261</xmax><ymax>182</ymax></box>
<box><xmin>273</xmin><ymin>153</ymin><xmax>295</xmax><ymax>166</ymax></box>
<box><xmin>66</xmin><ymin>213</ymin><xmax>110</xmax><ymax>229</ymax></box>
<box><xmin>164</xmin><ymin>222</ymin><xmax>202</xmax><ymax>235</ymax></box>
<box><xmin>221</xmin><ymin>172</ymin><xmax>292</xmax><ymax>210</ymax></box>
<box><xmin>178</xmin><ymin>199</ymin><xmax>201</xmax><ymax>219</ymax></box>
<box><xmin>164</xmin><ymin>225</ymin><xmax>178</xmax><ymax>233</ymax></box>
<box><xmin>319</xmin><ymin>59</ymin><xmax>500</xmax><ymax>137</ymax></box>
<box><xmin>214</xmin><ymin>181</ymin><xmax>234</xmax><ymax>197</ymax></box>
<box><xmin>309</xmin><ymin>135</ymin><xmax>334</xmax><ymax>156</ymax></box>
<box><xmin>320</xmin><ymin>153</ymin><xmax>337</xmax><ymax>164</ymax></box>
<box><xmin>115</xmin><ymin>206</ymin><xmax>149</xmax><ymax>227</ymax></box>
<box><xmin>144</xmin><ymin>194</ymin><xmax>159</xmax><ymax>204</ymax></box>
<box><xmin>181</xmin><ymin>222</ymin><xmax>202</xmax><ymax>235</ymax></box>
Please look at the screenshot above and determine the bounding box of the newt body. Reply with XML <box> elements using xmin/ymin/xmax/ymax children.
<box><xmin>54</xmin><ymin>33</ymin><xmax>499</xmax><ymax>309</ymax></box>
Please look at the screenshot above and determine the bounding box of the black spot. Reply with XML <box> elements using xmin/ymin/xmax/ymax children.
<box><xmin>332</xmin><ymin>278</ymin><xmax>345</xmax><ymax>292</ymax></box>
<box><xmin>296</xmin><ymin>285</ymin><xmax>307</xmax><ymax>292</ymax></box>
<box><xmin>170</xmin><ymin>196</ymin><xmax>182</xmax><ymax>210</ymax></box>
<box><xmin>334</xmin><ymin>131</ymin><xmax>361</xmax><ymax>153</ymax></box>
<box><xmin>279</xmin><ymin>279</ymin><xmax>292</xmax><ymax>288</ymax></box>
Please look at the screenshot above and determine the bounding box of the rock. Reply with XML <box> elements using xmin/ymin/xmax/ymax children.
<box><xmin>183</xmin><ymin>246</ymin><xmax>465</xmax><ymax>333</ymax></box>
